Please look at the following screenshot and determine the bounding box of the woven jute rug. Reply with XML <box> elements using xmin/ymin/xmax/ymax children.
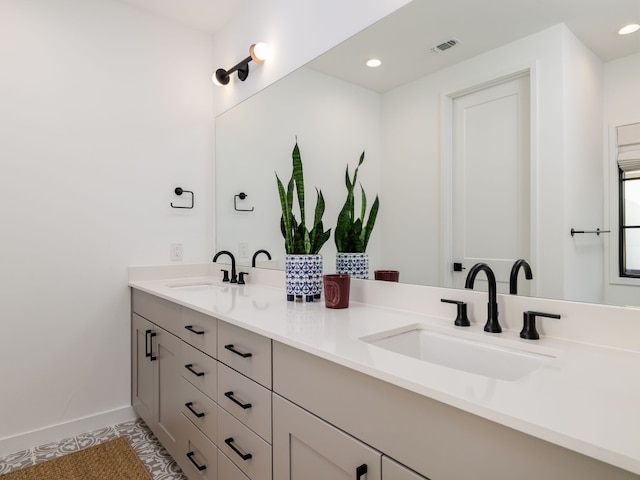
<box><xmin>0</xmin><ymin>436</ymin><xmax>152</xmax><ymax>480</ymax></box>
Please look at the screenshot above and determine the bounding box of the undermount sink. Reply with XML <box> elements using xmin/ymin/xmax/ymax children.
<box><xmin>167</xmin><ymin>281</ymin><xmax>218</xmax><ymax>290</ymax></box>
<box><xmin>361</xmin><ymin>325</ymin><xmax>558</xmax><ymax>381</ymax></box>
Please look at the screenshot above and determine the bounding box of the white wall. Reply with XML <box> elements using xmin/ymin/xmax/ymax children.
<box><xmin>604</xmin><ymin>52</ymin><xmax>640</xmax><ymax>306</ymax></box>
<box><xmin>0</xmin><ymin>0</ymin><xmax>215</xmax><ymax>448</ymax></box>
<box><xmin>380</xmin><ymin>25</ymin><xmax>568</xmax><ymax>294</ymax></box>
<box><xmin>210</xmin><ymin>0</ymin><xmax>412</xmax><ymax>117</ymax></box>
<box><xmin>561</xmin><ymin>27</ymin><xmax>604</xmax><ymax>303</ymax></box>
<box><xmin>379</xmin><ymin>24</ymin><xmax>606</xmax><ymax>300</ymax></box>
<box><xmin>215</xmin><ymin>67</ymin><xmax>382</xmax><ymax>271</ymax></box>
<box><xmin>0</xmin><ymin>0</ymin><xmax>412</xmax><ymax>451</ymax></box>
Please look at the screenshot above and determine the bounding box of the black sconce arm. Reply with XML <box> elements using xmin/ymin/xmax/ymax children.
<box><xmin>214</xmin><ymin>43</ymin><xmax>269</xmax><ymax>86</ymax></box>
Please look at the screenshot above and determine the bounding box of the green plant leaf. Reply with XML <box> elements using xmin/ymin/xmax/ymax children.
<box><xmin>334</xmin><ymin>150</ymin><xmax>379</xmax><ymax>253</ymax></box>
<box><xmin>359</xmin><ymin>185</ymin><xmax>367</xmax><ymax>224</ymax></box>
<box><xmin>292</xmin><ymin>143</ymin><xmax>305</xmax><ymax>227</ymax></box>
<box><xmin>276</xmin><ymin>173</ymin><xmax>292</xmax><ymax>253</ymax></box>
<box><xmin>309</xmin><ymin>189</ymin><xmax>331</xmax><ymax>254</ymax></box>
<box><xmin>275</xmin><ymin>140</ymin><xmax>330</xmax><ymax>255</ymax></box>
<box><xmin>345</xmin><ymin>164</ymin><xmax>353</xmax><ymax>192</ymax></box>
<box><xmin>334</xmin><ymin>187</ymin><xmax>354</xmax><ymax>251</ymax></box>
<box><xmin>313</xmin><ymin>226</ymin><xmax>331</xmax><ymax>254</ymax></box>
<box><xmin>361</xmin><ymin>195</ymin><xmax>379</xmax><ymax>251</ymax></box>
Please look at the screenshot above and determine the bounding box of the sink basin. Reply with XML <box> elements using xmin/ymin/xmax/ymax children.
<box><xmin>167</xmin><ymin>281</ymin><xmax>219</xmax><ymax>290</ymax></box>
<box><xmin>361</xmin><ymin>325</ymin><xmax>557</xmax><ymax>381</ymax></box>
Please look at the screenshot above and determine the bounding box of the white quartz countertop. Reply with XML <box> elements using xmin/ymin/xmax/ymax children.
<box><xmin>129</xmin><ymin>276</ymin><xmax>640</xmax><ymax>475</ymax></box>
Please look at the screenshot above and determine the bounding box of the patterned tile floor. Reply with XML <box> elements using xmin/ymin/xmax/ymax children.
<box><xmin>0</xmin><ymin>418</ymin><xmax>188</xmax><ymax>479</ymax></box>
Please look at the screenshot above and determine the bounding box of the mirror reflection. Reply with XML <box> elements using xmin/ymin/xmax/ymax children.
<box><xmin>215</xmin><ymin>0</ymin><xmax>640</xmax><ymax>306</ymax></box>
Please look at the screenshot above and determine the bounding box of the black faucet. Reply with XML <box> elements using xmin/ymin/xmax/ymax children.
<box><xmin>251</xmin><ymin>249</ymin><xmax>272</xmax><ymax>267</ymax></box>
<box><xmin>520</xmin><ymin>311</ymin><xmax>561</xmax><ymax>340</ymax></box>
<box><xmin>213</xmin><ymin>250</ymin><xmax>237</xmax><ymax>283</ymax></box>
<box><xmin>464</xmin><ymin>263</ymin><xmax>501</xmax><ymax>333</ymax></box>
<box><xmin>509</xmin><ymin>259</ymin><xmax>533</xmax><ymax>295</ymax></box>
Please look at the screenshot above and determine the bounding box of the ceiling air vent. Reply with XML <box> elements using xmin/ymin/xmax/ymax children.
<box><xmin>430</xmin><ymin>38</ymin><xmax>462</xmax><ymax>54</ymax></box>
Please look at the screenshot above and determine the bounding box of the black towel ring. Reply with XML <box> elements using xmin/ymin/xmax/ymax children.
<box><xmin>234</xmin><ymin>192</ymin><xmax>254</xmax><ymax>212</ymax></box>
<box><xmin>171</xmin><ymin>187</ymin><xmax>194</xmax><ymax>209</ymax></box>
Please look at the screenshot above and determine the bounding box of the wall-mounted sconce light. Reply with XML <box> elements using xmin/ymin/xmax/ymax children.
<box><xmin>213</xmin><ymin>42</ymin><xmax>270</xmax><ymax>86</ymax></box>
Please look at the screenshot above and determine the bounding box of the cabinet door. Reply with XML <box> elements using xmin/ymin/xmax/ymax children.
<box><xmin>382</xmin><ymin>457</ymin><xmax>429</xmax><ymax>480</ymax></box>
<box><xmin>132</xmin><ymin>313</ymin><xmax>155</xmax><ymax>427</ymax></box>
<box><xmin>154</xmin><ymin>327</ymin><xmax>182</xmax><ymax>459</ymax></box>
<box><xmin>273</xmin><ymin>394</ymin><xmax>381</xmax><ymax>480</ymax></box>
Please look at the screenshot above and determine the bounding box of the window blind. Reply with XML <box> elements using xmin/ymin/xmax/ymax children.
<box><xmin>617</xmin><ymin>122</ymin><xmax>640</xmax><ymax>171</ymax></box>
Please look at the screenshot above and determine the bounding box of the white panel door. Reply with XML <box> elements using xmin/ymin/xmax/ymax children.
<box><xmin>451</xmin><ymin>75</ymin><xmax>530</xmax><ymax>293</ymax></box>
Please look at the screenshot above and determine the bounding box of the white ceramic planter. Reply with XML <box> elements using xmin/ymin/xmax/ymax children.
<box><xmin>285</xmin><ymin>254</ymin><xmax>323</xmax><ymax>302</ymax></box>
<box><xmin>336</xmin><ymin>252</ymin><xmax>369</xmax><ymax>280</ymax></box>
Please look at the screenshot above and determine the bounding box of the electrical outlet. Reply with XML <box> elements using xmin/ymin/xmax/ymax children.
<box><xmin>238</xmin><ymin>242</ymin><xmax>249</xmax><ymax>258</ymax></box>
<box><xmin>170</xmin><ymin>243</ymin><xmax>183</xmax><ymax>261</ymax></box>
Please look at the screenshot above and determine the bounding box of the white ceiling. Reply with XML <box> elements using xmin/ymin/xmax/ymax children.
<box><xmin>114</xmin><ymin>0</ymin><xmax>250</xmax><ymax>34</ymax></box>
<box><xmin>308</xmin><ymin>0</ymin><xmax>640</xmax><ymax>92</ymax></box>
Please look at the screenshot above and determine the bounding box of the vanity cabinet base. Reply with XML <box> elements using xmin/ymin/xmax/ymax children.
<box><xmin>131</xmin><ymin>289</ymin><xmax>272</xmax><ymax>480</ymax></box>
<box><xmin>273</xmin><ymin>341</ymin><xmax>639</xmax><ymax>480</ymax></box>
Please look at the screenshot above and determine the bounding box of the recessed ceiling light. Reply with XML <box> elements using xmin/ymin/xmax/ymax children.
<box><xmin>366</xmin><ymin>58</ymin><xmax>382</xmax><ymax>68</ymax></box>
<box><xmin>618</xmin><ymin>23</ymin><xmax>640</xmax><ymax>35</ymax></box>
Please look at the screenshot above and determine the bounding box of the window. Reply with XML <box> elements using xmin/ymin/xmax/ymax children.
<box><xmin>617</xmin><ymin>122</ymin><xmax>640</xmax><ymax>277</ymax></box>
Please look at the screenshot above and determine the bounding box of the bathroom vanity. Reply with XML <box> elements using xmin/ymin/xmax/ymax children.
<box><xmin>130</xmin><ymin>266</ymin><xmax>640</xmax><ymax>480</ymax></box>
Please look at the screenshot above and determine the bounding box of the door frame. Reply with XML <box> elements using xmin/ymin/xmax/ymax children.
<box><xmin>439</xmin><ymin>63</ymin><xmax>540</xmax><ymax>293</ymax></box>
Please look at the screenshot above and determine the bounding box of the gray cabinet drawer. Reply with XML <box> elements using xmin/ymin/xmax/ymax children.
<box><xmin>180</xmin><ymin>377</ymin><xmax>217</xmax><ymax>443</ymax></box>
<box><xmin>132</xmin><ymin>290</ymin><xmax>181</xmax><ymax>337</ymax></box>
<box><xmin>383</xmin><ymin>456</ymin><xmax>430</xmax><ymax>480</ymax></box>
<box><xmin>181</xmin><ymin>341</ymin><xmax>217</xmax><ymax>402</ymax></box>
<box><xmin>217</xmin><ymin>362</ymin><xmax>272</xmax><ymax>443</ymax></box>
<box><xmin>182</xmin><ymin>308</ymin><xmax>217</xmax><ymax>357</ymax></box>
<box><xmin>217</xmin><ymin>322</ymin><xmax>271</xmax><ymax>388</ymax></box>
<box><xmin>218</xmin><ymin>406</ymin><xmax>272</xmax><ymax>480</ymax></box>
<box><xmin>177</xmin><ymin>413</ymin><xmax>218</xmax><ymax>480</ymax></box>
<box><xmin>218</xmin><ymin>449</ymin><xmax>250</xmax><ymax>480</ymax></box>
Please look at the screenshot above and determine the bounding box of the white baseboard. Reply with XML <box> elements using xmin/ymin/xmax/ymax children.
<box><xmin>0</xmin><ymin>406</ymin><xmax>138</xmax><ymax>457</ymax></box>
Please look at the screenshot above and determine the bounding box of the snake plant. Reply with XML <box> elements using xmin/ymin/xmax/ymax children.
<box><xmin>276</xmin><ymin>142</ymin><xmax>331</xmax><ymax>255</ymax></box>
<box><xmin>334</xmin><ymin>151</ymin><xmax>379</xmax><ymax>253</ymax></box>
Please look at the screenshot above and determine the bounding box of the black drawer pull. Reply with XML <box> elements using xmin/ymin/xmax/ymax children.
<box><xmin>186</xmin><ymin>451</ymin><xmax>206</xmax><ymax>471</ymax></box>
<box><xmin>185</xmin><ymin>325</ymin><xmax>205</xmax><ymax>335</ymax></box>
<box><xmin>356</xmin><ymin>464</ymin><xmax>368</xmax><ymax>479</ymax></box>
<box><xmin>225</xmin><ymin>437</ymin><xmax>252</xmax><ymax>461</ymax></box>
<box><xmin>185</xmin><ymin>402</ymin><xmax>205</xmax><ymax>418</ymax></box>
<box><xmin>185</xmin><ymin>364</ymin><xmax>205</xmax><ymax>377</ymax></box>
<box><xmin>224</xmin><ymin>391</ymin><xmax>252</xmax><ymax>409</ymax></box>
<box><xmin>145</xmin><ymin>330</ymin><xmax>157</xmax><ymax>361</ymax></box>
<box><xmin>224</xmin><ymin>344</ymin><xmax>252</xmax><ymax>358</ymax></box>
<box><xmin>144</xmin><ymin>330</ymin><xmax>152</xmax><ymax>358</ymax></box>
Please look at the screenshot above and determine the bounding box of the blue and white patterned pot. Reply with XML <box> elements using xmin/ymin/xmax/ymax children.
<box><xmin>285</xmin><ymin>254</ymin><xmax>323</xmax><ymax>302</ymax></box>
<box><xmin>336</xmin><ymin>252</ymin><xmax>369</xmax><ymax>279</ymax></box>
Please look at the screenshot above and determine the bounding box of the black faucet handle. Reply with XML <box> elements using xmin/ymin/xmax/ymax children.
<box><xmin>520</xmin><ymin>311</ymin><xmax>561</xmax><ymax>340</ymax></box>
<box><xmin>238</xmin><ymin>272</ymin><xmax>249</xmax><ymax>285</ymax></box>
<box><xmin>441</xmin><ymin>299</ymin><xmax>470</xmax><ymax>327</ymax></box>
<box><xmin>221</xmin><ymin>269</ymin><xmax>230</xmax><ymax>282</ymax></box>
